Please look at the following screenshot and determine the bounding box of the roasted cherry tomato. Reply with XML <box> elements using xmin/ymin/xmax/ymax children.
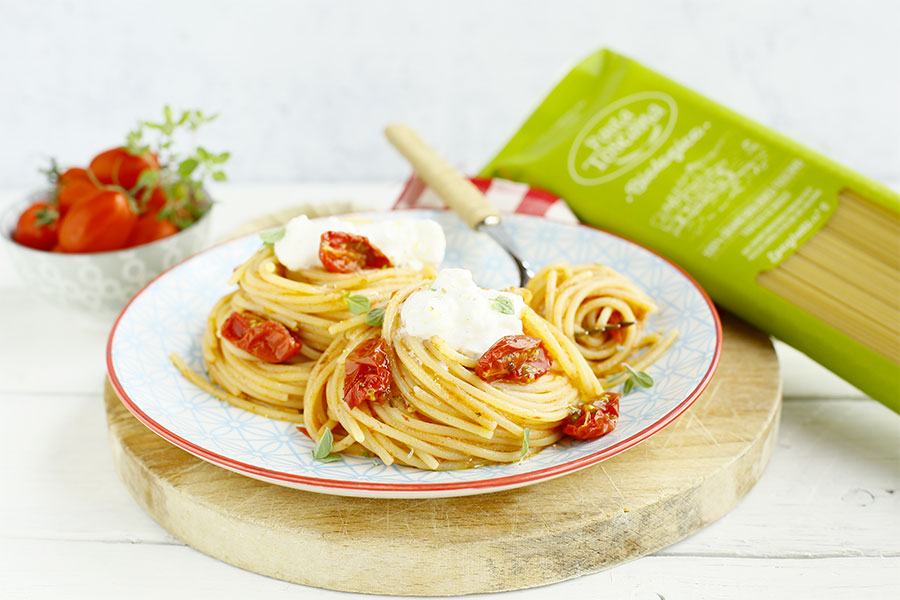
<box><xmin>13</xmin><ymin>202</ymin><xmax>59</xmax><ymax>251</ymax></box>
<box><xmin>562</xmin><ymin>392</ymin><xmax>620</xmax><ymax>440</ymax></box>
<box><xmin>475</xmin><ymin>335</ymin><xmax>552</xmax><ymax>383</ymax></box>
<box><xmin>319</xmin><ymin>230</ymin><xmax>392</xmax><ymax>273</ymax></box>
<box><xmin>57</xmin><ymin>190</ymin><xmax>138</xmax><ymax>253</ymax></box>
<box><xmin>126</xmin><ymin>214</ymin><xmax>179</xmax><ymax>248</ymax></box>
<box><xmin>606</xmin><ymin>312</ymin><xmax>628</xmax><ymax>344</ymax></box>
<box><xmin>57</xmin><ymin>167</ymin><xmax>100</xmax><ymax>213</ymax></box>
<box><xmin>220</xmin><ymin>311</ymin><xmax>302</xmax><ymax>364</ymax></box>
<box><xmin>343</xmin><ymin>337</ymin><xmax>392</xmax><ymax>409</ymax></box>
<box><xmin>89</xmin><ymin>147</ymin><xmax>159</xmax><ymax>190</ymax></box>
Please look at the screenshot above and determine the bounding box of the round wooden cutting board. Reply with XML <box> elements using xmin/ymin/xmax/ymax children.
<box><xmin>105</xmin><ymin>313</ymin><xmax>780</xmax><ymax>596</ymax></box>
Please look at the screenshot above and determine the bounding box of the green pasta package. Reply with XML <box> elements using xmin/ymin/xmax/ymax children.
<box><xmin>481</xmin><ymin>49</ymin><xmax>899</xmax><ymax>411</ymax></box>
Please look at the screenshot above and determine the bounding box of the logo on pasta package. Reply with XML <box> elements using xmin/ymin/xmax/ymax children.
<box><xmin>567</xmin><ymin>91</ymin><xmax>677</xmax><ymax>186</ymax></box>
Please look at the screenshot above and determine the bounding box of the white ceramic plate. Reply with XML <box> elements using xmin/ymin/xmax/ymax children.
<box><xmin>107</xmin><ymin>210</ymin><xmax>721</xmax><ymax>498</ymax></box>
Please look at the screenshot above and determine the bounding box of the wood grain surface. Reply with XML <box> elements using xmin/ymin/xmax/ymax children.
<box><xmin>104</xmin><ymin>313</ymin><xmax>781</xmax><ymax>596</ymax></box>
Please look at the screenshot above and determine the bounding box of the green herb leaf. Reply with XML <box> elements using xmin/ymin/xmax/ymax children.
<box><xmin>365</xmin><ymin>307</ymin><xmax>385</xmax><ymax>327</ymax></box>
<box><xmin>133</xmin><ymin>169</ymin><xmax>160</xmax><ymax>194</ymax></box>
<box><xmin>313</xmin><ymin>428</ymin><xmax>334</xmax><ymax>460</ymax></box>
<box><xmin>520</xmin><ymin>428</ymin><xmax>530</xmax><ymax>459</ymax></box>
<box><xmin>621</xmin><ymin>363</ymin><xmax>653</xmax><ymax>395</ymax></box>
<box><xmin>490</xmin><ymin>295</ymin><xmax>515</xmax><ymax>315</ymax></box>
<box><xmin>125</xmin><ymin>128</ymin><xmax>147</xmax><ymax>155</ymax></box>
<box><xmin>123</xmin><ymin>105</ymin><xmax>228</xmax><ymax>227</ymax></box>
<box><xmin>623</xmin><ymin>363</ymin><xmax>653</xmax><ymax>388</ymax></box>
<box><xmin>346</xmin><ymin>294</ymin><xmax>371</xmax><ymax>315</ymax></box>
<box><xmin>196</xmin><ymin>146</ymin><xmax>211</xmax><ymax>162</ymax></box>
<box><xmin>178</xmin><ymin>158</ymin><xmax>199</xmax><ymax>178</ymax></box>
<box><xmin>259</xmin><ymin>227</ymin><xmax>285</xmax><ymax>247</ymax></box>
<box><xmin>312</xmin><ymin>428</ymin><xmax>343</xmax><ymax>462</ymax></box>
<box><xmin>34</xmin><ymin>208</ymin><xmax>59</xmax><ymax>227</ymax></box>
<box><xmin>40</xmin><ymin>158</ymin><xmax>61</xmax><ymax>185</ymax></box>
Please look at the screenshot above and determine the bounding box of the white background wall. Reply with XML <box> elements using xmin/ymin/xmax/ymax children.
<box><xmin>1</xmin><ymin>0</ymin><xmax>897</xmax><ymax>188</ymax></box>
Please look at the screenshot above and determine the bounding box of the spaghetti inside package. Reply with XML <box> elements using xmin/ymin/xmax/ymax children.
<box><xmin>481</xmin><ymin>49</ymin><xmax>900</xmax><ymax>411</ymax></box>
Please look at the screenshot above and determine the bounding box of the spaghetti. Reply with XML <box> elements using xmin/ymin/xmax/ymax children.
<box><xmin>301</xmin><ymin>281</ymin><xmax>607</xmax><ymax>470</ymax></box>
<box><xmin>173</xmin><ymin>244</ymin><xmax>433</xmax><ymax>423</ymax></box>
<box><xmin>526</xmin><ymin>263</ymin><xmax>678</xmax><ymax>387</ymax></box>
<box><xmin>174</xmin><ymin>223</ymin><xmax>678</xmax><ymax>469</ymax></box>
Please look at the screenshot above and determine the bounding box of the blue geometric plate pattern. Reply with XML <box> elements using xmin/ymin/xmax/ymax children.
<box><xmin>108</xmin><ymin>210</ymin><xmax>721</xmax><ymax>498</ymax></box>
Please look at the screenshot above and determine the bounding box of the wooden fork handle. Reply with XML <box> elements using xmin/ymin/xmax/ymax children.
<box><xmin>385</xmin><ymin>123</ymin><xmax>500</xmax><ymax>229</ymax></box>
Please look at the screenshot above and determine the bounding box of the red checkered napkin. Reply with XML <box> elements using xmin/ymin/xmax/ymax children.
<box><xmin>392</xmin><ymin>175</ymin><xmax>578</xmax><ymax>224</ymax></box>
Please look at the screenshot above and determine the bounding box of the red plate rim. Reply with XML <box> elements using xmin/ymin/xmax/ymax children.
<box><xmin>106</xmin><ymin>194</ymin><xmax>723</xmax><ymax>494</ymax></box>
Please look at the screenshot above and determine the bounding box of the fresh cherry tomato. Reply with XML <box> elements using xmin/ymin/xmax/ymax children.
<box><xmin>220</xmin><ymin>311</ymin><xmax>302</xmax><ymax>363</ymax></box>
<box><xmin>57</xmin><ymin>190</ymin><xmax>138</xmax><ymax>253</ymax></box>
<box><xmin>475</xmin><ymin>335</ymin><xmax>552</xmax><ymax>383</ymax></box>
<box><xmin>140</xmin><ymin>186</ymin><xmax>168</xmax><ymax>216</ymax></box>
<box><xmin>343</xmin><ymin>337</ymin><xmax>392</xmax><ymax>409</ymax></box>
<box><xmin>319</xmin><ymin>231</ymin><xmax>392</xmax><ymax>273</ymax></box>
<box><xmin>89</xmin><ymin>147</ymin><xmax>159</xmax><ymax>190</ymax></box>
<box><xmin>57</xmin><ymin>167</ymin><xmax>100</xmax><ymax>213</ymax></box>
<box><xmin>562</xmin><ymin>392</ymin><xmax>620</xmax><ymax>440</ymax></box>
<box><xmin>58</xmin><ymin>166</ymin><xmax>91</xmax><ymax>186</ymax></box>
<box><xmin>126</xmin><ymin>214</ymin><xmax>179</xmax><ymax>248</ymax></box>
<box><xmin>13</xmin><ymin>202</ymin><xmax>59</xmax><ymax>251</ymax></box>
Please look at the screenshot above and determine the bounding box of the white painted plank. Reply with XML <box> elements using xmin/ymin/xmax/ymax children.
<box><xmin>1</xmin><ymin>539</ymin><xmax>897</xmax><ymax>600</ymax></box>
<box><xmin>774</xmin><ymin>341</ymin><xmax>866</xmax><ymax>399</ymax></box>
<box><xmin>1</xmin><ymin>393</ymin><xmax>896</xmax><ymax>559</ymax></box>
<box><xmin>0</xmin><ymin>391</ymin><xmax>172</xmax><ymax>544</ymax></box>
<box><xmin>666</xmin><ymin>399</ymin><xmax>900</xmax><ymax>558</ymax></box>
<box><xmin>0</xmin><ymin>289</ymin><xmax>112</xmax><ymax>396</ymax></box>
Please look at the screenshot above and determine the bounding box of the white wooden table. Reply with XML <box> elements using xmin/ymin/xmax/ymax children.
<box><xmin>1</xmin><ymin>184</ymin><xmax>897</xmax><ymax>599</ymax></box>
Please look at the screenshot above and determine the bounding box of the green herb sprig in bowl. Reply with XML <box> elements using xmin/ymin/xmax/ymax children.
<box><xmin>128</xmin><ymin>105</ymin><xmax>230</xmax><ymax>229</ymax></box>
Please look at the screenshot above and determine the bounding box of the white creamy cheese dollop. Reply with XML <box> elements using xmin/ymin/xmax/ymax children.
<box><xmin>400</xmin><ymin>268</ymin><xmax>525</xmax><ymax>357</ymax></box>
<box><xmin>273</xmin><ymin>215</ymin><xmax>445</xmax><ymax>271</ymax></box>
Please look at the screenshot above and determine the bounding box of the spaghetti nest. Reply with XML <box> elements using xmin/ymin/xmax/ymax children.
<box><xmin>173</xmin><ymin>246</ymin><xmax>432</xmax><ymax>423</ymax></box>
<box><xmin>526</xmin><ymin>263</ymin><xmax>677</xmax><ymax>387</ymax></box>
<box><xmin>302</xmin><ymin>282</ymin><xmax>604</xmax><ymax>470</ymax></box>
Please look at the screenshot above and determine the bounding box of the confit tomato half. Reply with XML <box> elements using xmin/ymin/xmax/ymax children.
<box><xmin>89</xmin><ymin>147</ymin><xmax>159</xmax><ymax>190</ymax></box>
<box><xmin>606</xmin><ymin>312</ymin><xmax>629</xmax><ymax>344</ymax></box>
<box><xmin>13</xmin><ymin>202</ymin><xmax>59</xmax><ymax>251</ymax></box>
<box><xmin>220</xmin><ymin>311</ymin><xmax>302</xmax><ymax>364</ymax></box>
<box><xmin>562</xmin><ymin>392</ymin><xmax>620</xmax><ymax>440</ymax></box>
<box><xmin>343</xmin><ymin>337</ymin><xmax>392</xmax><ymax>409</ymax></box>
<box><xmin>57</xmin><ymin>190</ymin><xmax>137</xmax><ymax>253</ymax></box>
<box><xmin>319</xmin><ymin>230</ymin><xmax>392</xmax><ymax>273</ymax></box>
<box><xmin>475</xmin><ymin>335</ymin><xmax>551</xmax><ymax>383</ymax></box>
